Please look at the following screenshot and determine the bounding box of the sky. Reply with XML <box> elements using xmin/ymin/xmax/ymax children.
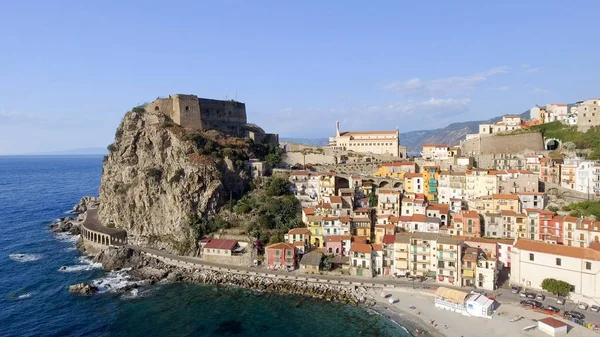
<box><xmin>1</xmin><ymin>1</ymin><xmax>600</xmax><ymax>155</ymax></box>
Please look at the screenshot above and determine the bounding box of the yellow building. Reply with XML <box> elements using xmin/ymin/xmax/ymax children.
<box><xmin>492</xmin><ymin>193</ymin><xmax>520</xmax><ymax>213</ymax></box>
<box><xmin>374</xmin><ymin>162</ymin><xmax>416</xmax><ymax>180</ymax></box>
<box><xmin>422</xmin><ymin>166</ymin><xmax>440</xmax><ymax>202</ymax></box>
<box><xmin>404</xmin><ymin>173</ymin><xmax>423</xmax><ymax>194</ymax></box>
<box><xmin>306</xmin><ymin>215</ymin><xmax>324</xmax><ymax>248</ymax></box>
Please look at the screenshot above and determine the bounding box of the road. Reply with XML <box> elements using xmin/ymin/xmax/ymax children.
<box><xmin>125</xmin><ymin>244</ymin><xmax>600</xmax><ymax>325</ymax></box>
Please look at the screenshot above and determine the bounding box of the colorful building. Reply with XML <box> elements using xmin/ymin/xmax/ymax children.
<box><xmin>374</xmin><ymin>161</ymin><xmax>416</xmax><ymax>179</ymax></box>
<box><xmin>265</xmin><ymin>242</ymin><xmax>297</xmax><ymax>269</ymax></box>
<box><xmin>423</xmin><ymin>166</ymin><xmax>440</xmax><ymax>202</ymax></box>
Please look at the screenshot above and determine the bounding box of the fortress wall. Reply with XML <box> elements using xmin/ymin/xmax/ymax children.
<box><xmin>199</xmin><ymin>98</ymin><xmax>247</xmax><ymax>136</ymax></box>
<box><xmin>146</xmin><ymin>98</ymin><xmax>174</xmax><ymax>120</ymax></box>
<box><xmin>461</xmin><ymin>133</ymin><xmax>544</xmax><ymax>156</ymax></box>
<box><xmin>173</xmin><ymin>94</ymin><xmax>202</xmax><ymax>129</ymax></box>
<box><xmin>283</xmin><ymin>152</ymin><xmax>337</xmax><ymax>165</ymax></box>
<box><xmin>281</xmin><ymin>142</ymin><xmax>325</xmax><ymax>152</ymax></box>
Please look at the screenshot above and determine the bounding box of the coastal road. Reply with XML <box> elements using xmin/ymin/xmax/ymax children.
<box><xmin>124</xmin><ymin>244</ymin><xmax>600</xmax><ymax>325</ymax></box>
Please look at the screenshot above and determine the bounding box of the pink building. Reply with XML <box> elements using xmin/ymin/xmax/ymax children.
<box><xmin>325</xmin><ymin>235</ymin><xmax>343</xmax><ymax>255</ymax></box>
<box><xmin>265</xmin><ymin>242</ymin><xmax>296</xmax><ymax>269</ymax></box>
<box><xmin>451</xmin><ymin>210</ymin><xmax>481</xmax><ymax>237</ymax></box>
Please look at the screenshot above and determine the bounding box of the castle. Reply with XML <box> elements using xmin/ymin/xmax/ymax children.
<box><xmin>146</xmin><ymin>94</ymin><xmax>278</xmax><ymax>145</ymax></box>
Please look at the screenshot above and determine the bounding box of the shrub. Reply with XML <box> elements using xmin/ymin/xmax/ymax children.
<box><xmin>222</xmin><ymin>148</ymin><xmax>234</xmax><ymax>158</ymax></box>
<box><xmin>266</xmin><ymin>177</ymin><xmax>290</xmax><ymax>197</ymax></box>
<box><xmin>548</xmin><ymin>206</ymin><xmax>559</xmax><ymax>212</ymax></box>
<box><xmin>107</xmin><ymin>144</ymin><xmax>117</xmax><ymax>152</ymax></box>
<box><xmin>162</xmin><ymin>120</ymin><xmax>174</xmax><ymax>128</ymax></box>
<box><xmin>169</xmin><ymin>169</ymin><xmax>185</xmax><ymax>184</ymax></box>
<box><xmin>145</xmin><ymin>167</ymin><xmax>162</xmax><ymax>180</ymax></box>
<box><xmin>541</xmin><ymin>278</ymin><xmax>574</xmax><ymax>296</ymax></box>
<box><xmin>115</xmin><ymin>127</ymin><xmax>123</xmax><ymax>140</ymax></box>
<box><xmin>132</xmin><ymin>104</ymin><xmax>147</xmax><ymax>113</ymax></box>
<box><xmin>561</xmin><ymin>205</ymin><xmax>572</xmax><ymax>211</ymax></box>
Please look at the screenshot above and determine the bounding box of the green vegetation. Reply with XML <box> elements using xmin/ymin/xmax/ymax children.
<box><xmin>565</xmin><ymin>201</ymin><xmax>600</xmax><ymax>219</ymax></box>
<box><xmin>107</xmin><ymin>143</ymin><xmax>117</xmax><ymax>152</ymax></box>
<box><xmin>145</xmin><ymin>167</ymin><xmax>162</xmax><ymax>180</ymax></box>
<box><xmin>547</xmin><ymin>205</ymin><xmax>559</xmax><ymax>212</ymax></box>
<box><xmin>511</xmin><ymin>122</ymin><xmax>600</xmax><ymax>159</ymax></box>
<box><xmin>169</xmin><ymin>169</ymin><xmax>185</xmax><ymax>184</ymax></box>
<box><xmin>368</xmin><ymin>192</ymin><xmax>378</xmax><ymax>207</ymax></box>
<box><xmin>188</xmin><ymin>214</ymin><xmax>232</xmax><ymax>239</ymax></box>
<box><xmin>541</xmin><ymin>278</ymin><xmax>574</xmax><ymax>296</ymax></box>
<box><xmin>132</xmin><ymin>103</ymin><xmax>148</xmax><ymax>113</ymax></box>
<box><xmin>234</xmin><ymin>177</ymin><xmax>302</xmax><ymax>246</ymax></box>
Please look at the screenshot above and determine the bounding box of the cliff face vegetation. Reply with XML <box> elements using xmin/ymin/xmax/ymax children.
<box><xmin>99</xmin><ymin>108</ymin><xmax>257</xmax><ymax>255</ymax></box>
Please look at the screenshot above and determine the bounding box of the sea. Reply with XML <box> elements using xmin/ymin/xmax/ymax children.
<box><xmin>0</xmin><ymin>156</ymin><xmax>409</xmax><ymax>337</ymax></box>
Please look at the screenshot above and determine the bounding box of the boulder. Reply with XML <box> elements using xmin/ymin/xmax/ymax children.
<box><xmin>69</xmin><ymin>282</ymin><xmax>98</xmax><ymax>295</ymax></box>
<box><xmin>72</xmin><ymin>196</ymin><xmax>100</xmax><ymax>214</ymax></box>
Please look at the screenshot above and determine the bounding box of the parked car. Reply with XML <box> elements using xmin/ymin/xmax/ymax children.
<box><xmin>519</xmin><ymin>292</ymin><xmax>528</xmax><ymax>298</ymax></box>
<box><xmin>521</xmin><ymin>300</ymin><xmax>543</xmax><ymax>308</ymax></box>
<box><xmin>546</xmin><ymin>305</ymin><xmax>560</xmax><ymax>313</ymax></box>
<box><xmin>526</xmin><ymin>293</ymin><xmax>536</xmax><ymax>299</ymax></box>
<box><xmin>536</xmin><ymin>293</ymin><xmax>545</xmax><ymax>301</ymax></box>
<box><xmin>578</xmin><ymin>302</ymin><xmax>589</xmax><ymax>310</ymax></box>
<box><xmin>564</xmin><ymin>311</ymin><xmax>585</xmax><ymax>320</ymax></box>
<box><xmin>591</xmin><ymin>305</ymin><xmax>600</xmax><ymax>312</ymax></box>
<box><xmin>556</xmin><ymin>297</ymin><xmax>565</xmax><ymax>305</ymax></box>
<box><xmin>511</xmin><ymin>286</ymin><xmax>521</xmax><ymax>294</ymax></box>
<box><xmin>472</xmin><ymin>289</ymin><xmax>487</xmax><ymax>296</ymax></box>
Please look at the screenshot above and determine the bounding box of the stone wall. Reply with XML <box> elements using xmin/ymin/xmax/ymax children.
<box><xmin>173</xmin><ymin>94</ymin><xmax>203</xmax><ymax>130</ymax></box>
<box><xmin>203</xmin><ymin>253</ymin><xmax>254</xmax><ymax>267</ymax></box>
<box><xmin>461</xmin><ymin>133</ymin><xmax>544</xmax><ymax>156</ymax></box>
<box><xmin>283</xmin><ymin>152</ymin><xmax>337</xmax><ymax>165</ymax></box>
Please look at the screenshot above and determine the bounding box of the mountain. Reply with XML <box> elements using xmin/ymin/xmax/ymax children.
<box><xmin>280</xmin><ymin>137</ymin><xmax>328</xmax><ymax>146</ymax></box>
<box><xmin>401</xmin><ymin>111</ymin><xmax>530</xmax><ymax>154</ymax></box>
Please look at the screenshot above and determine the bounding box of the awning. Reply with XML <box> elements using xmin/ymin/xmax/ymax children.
<box><xmin>434</xmin><ymin>287</ymin><xmax>469</xmax><ymax>304</ymax></box>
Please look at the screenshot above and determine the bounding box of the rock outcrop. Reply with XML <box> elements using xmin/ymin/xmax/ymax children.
<box><xmin>98</xmin><ymin>109</ymin><xmax>248</xmax><ymax>255</ymax></box>
<box><xmin>71</xmin><ymin>196</ymin><xmax>100</xmax><ymax>214</ymax></box>
<box><xmin>69</xmin><ymin>283</ymin><xmax>98</xmax><ymax>295</ymax></box>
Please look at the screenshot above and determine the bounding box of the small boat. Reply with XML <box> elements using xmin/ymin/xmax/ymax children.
<box><xmin>509</xmin><ymin>315</ymin><xmax>523</xmax><ymax>322</ymax></box>
<box><xmin>522</xmin><ymin>324</ymin><xmax>537</xmax><ymax>331</ymax></box>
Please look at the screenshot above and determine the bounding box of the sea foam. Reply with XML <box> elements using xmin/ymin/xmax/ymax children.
<box><xmin>9</xmin><ymin>253</ymin><xmax>43</xmax><ymax>262</ymax></box>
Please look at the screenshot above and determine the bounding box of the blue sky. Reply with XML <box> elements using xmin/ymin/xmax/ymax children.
<box><xmin>1</xmin><ymin>1</ymin><xmax>599</xmax><ymax>154</ymax></box>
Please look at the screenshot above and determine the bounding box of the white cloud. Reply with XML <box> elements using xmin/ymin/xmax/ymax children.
<box><xmin>384</xmin><ymin>66</ymin><xmax>509</xmax><ymax>96</ymax></box>
<box><xmin>532</xmin><ymin>87</ymin><xmax>550</xmax><ymax>93</ymax></box>
<box><xmin>522</xmin><ymin>64</ymin><xmax>542</xmax><ymax>73</ymax></box>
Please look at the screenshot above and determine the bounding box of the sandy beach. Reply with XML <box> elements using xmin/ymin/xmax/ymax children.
<box><xmin>368</xmin><ymin>287</ymin><xmax>599</xmax><ymax>337</ymax></box>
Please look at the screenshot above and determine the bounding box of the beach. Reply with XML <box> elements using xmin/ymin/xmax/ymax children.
<box><xmin>368</xmin><ymin>287</ymin><xmax>599</xmax><ymax>337</ymax></box>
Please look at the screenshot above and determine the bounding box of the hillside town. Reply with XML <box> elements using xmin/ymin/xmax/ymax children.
<box><xmin>210</xmin><ymin>96</ymin><xmax>600</xmax><ymax>332</ymax></box>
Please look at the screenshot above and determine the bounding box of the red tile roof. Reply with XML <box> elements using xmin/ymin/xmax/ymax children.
<box><xmin>538</xmin><ymin>317</ymin><xmax>567</xmax><ymax>328</ymax></box>
<box><xmin>404</xmin><ymin>173</ymin><xmax>423</xmax><ymax>178</ymax></box>
<box><xmin>326</xmin><ymin>235</ymin><xmax>342</xmax><ymax>242</ymax></box>
<box><xmin>303</xmin><ymin>208</ymin><xmax>315</xmax><ymax>215</ymax></box>
<box><xmin>493</xmin><ymin>194</ymin><xmax>519</xmax><ymax>200</ymax></box>
<box><xmin>514</xmin><ymin>239</ymin><xmax>600</xmax><ymax>261</ymax></box>
<box><xmin>204</xmin><ymin>239</ymin><xmax>238</xmax><ymax>250</ymax></box>
<box><xmin>382</xmin><ymin>234</ymin><xmax>395</xmax><ymax>244</ymax></box>
<box><xmin>288</xmin><ymin>228</ymin><xmax>311</xmax><ymax>235</ymax></box>
<box><xmin>411</xmin><ymin>214</ymin><xmax>426</xmax><ymax>222</ymax></box>
<box><xmin>266</xmin><ymin>242</ymin><xmax>296</xmax><ymax>250</ymax></box>
<box><xmin>381</xmin><ymin>162</ymin><xmax>414</xmax><ymax>167</ymax></box>
<box><xmin>329</xmin><ymin>196</ymin><xmax>342</xmax><ymax>203</ymax></box>
<box><xmin>350</xmin><ymin>242</ymin><xmax>372</xmax><ymax>254</ymax></box>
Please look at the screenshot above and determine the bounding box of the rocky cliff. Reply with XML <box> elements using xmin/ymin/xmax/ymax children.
<box><xmin>98</xmin><ymin>108</ymin><xmax>249</xmax><ymax>255</ymax></box>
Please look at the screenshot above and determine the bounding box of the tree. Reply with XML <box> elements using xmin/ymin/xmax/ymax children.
<box><xmin>266</xmin><ymin>177</ymin><xmax>290</xmax><ymax>197</ymax></box>
<box><xmin>541</xmin><ymin>278</ymin><xmax>574</xmax><ymax>296</ymax></box>
<box><xmin>368</xmin><ymin>193</ymin><xmax>378</xmax><ymax>207</ymax></box>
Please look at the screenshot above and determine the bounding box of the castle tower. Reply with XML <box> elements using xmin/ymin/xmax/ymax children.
<box><xmin>172</xmin><ymin>94</ymin><xmax>202</xmax><ymax>130</ymax></box>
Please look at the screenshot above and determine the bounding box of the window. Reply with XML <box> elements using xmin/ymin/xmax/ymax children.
<box><xmin>556</xmin><ymin>258</ymin><xmax>561</xmax><ymax>266</ymax></box>
<box><xmin>529</xmin><ymin>253</ymin><xmax>534</xmax><ymax>261</ymax></box>
<box><xmin>422</xmin><ymin>264</ymin><xmax>426</xmax><ymax>269</ymax></box>
<box><xmin>185</xmin><ymin>106</ymin><xmax>189</xmax><ymax>111</ymax></box>
<box><xmin>422</xmin><ymin>255</ymin><xmax>426</xmax><ymax>260</ymax></box>
<box><xmin>586</xmin><ymin>262</ymin><xmax>592</xmax><ymax>270</ymax></box>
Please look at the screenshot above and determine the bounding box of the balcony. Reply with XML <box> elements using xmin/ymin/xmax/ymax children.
<box><xmin>438</xmin><ymin>255</ymin><xmax>456</xmax><ymax>261</ymax></box>
<box><xmin>413</xmin><ymin>265</ymin><xmax>430</xmax><ymax>272</ymax></box>
<box><xmin>428</xmin><ymin>180</ymin><xmax>438</xmax><ymax>186</ymax></box>
<box><xmin>439</xmin><ymin>264</ymin><xmax>456</xmax><ymax>270</ymax></box>
<box><xmin>413</xmin><ymin>250</ymin><xmax>430</xmax><ymax>255</ymax></box>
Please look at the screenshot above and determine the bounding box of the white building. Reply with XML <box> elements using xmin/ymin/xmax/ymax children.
<box><xmin>421</xmin><ymin>144</ymin><xmax>450</xmax><ymax>160</ymax></box>
<box><xmin>329</xmin><ymin>121</ymin><xmax>402</xmax><ymax>157</ymax></box>
<box><xmin>530</xmin><ymin>105</ymin><xmax>543</xmax><ymax>121</ymax></box>
<box><xmin>510</xmin><ymin>239</ymin><xmax>600</xmax><ymax>302</ymax></box>
<box><xmin>566</xmin><ymin>105</ymin><xmax>578</xmax><ymax>126</ymax></box>
<box><xmin>434</xmin><ymin>287</ymin><xmax>469</xmax><ymax>315</ymax></box>
<box><xmin>575</xmin><ymin>161</ymin><xmax>597</xmax><ymax>195</ymax></box>
<box><xmin>546</xmin><ymin>103</ymin><xmax>569</xmax><ymax>123</ymax></box>
<box><xmin>465</xmin><ymin>293</ymin><xmax>495</xmax><ymax>319</ymax></box>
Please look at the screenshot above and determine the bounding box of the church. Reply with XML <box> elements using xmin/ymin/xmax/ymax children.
<box><xmin>328</xmin><ymin>121</ymin><xmax>406</xmax><ymax>158</ymax></box>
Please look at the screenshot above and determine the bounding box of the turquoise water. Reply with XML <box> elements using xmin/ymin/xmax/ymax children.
<box><xmin>0</xmin><ymin>156</ymin><xmax>408</xmax><ymax>337</ymax></box>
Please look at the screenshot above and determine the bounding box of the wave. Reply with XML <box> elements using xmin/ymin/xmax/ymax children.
<box><xmin>9</xmin><ymin>253</ymin><xmax>43</xmax><ymax>262</ymax></box>
<box><xmin>58</xmin><ymin>255</ymin><xmax>102</xmax><ymax>272</ymax></box>
<box><xmin>91</xmin><ymin>268</ymin><xmax>137</xmax><ymax>294</ymax></box>
<box><xmin>55</xmin><ymin>233</ymin><xmax>80</xmax><ymax>243</ymax></box>
<box><xmin>63</xmin><ymin>247</ymin><xmax>77</xmax><ymax>252</ymax></box>
<box><xmin>17</xmin><ymin>292</ymin><xmax>35</xmax><ymax>300</ymax></box>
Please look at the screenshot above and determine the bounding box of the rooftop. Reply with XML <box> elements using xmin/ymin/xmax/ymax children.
<box><xmin>350</xmin><ymin>243</ymin><xmax>372</xmax><ymax>254</ymax></box>
<box><xmin>204</xmin><ymin>239</ymin><xmax>238</xmax><ymax>250</ymax></box>
<box><xmin>514</xmin><ymin>239</ymin><xmax>600</xmax><ymax>261</ymax></box>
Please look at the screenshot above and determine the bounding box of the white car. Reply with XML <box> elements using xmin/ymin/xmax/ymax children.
<box><xmin>578</xmin><ymin>302</ymin><xmax>589</xmax><ymax>310</ymax></box>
